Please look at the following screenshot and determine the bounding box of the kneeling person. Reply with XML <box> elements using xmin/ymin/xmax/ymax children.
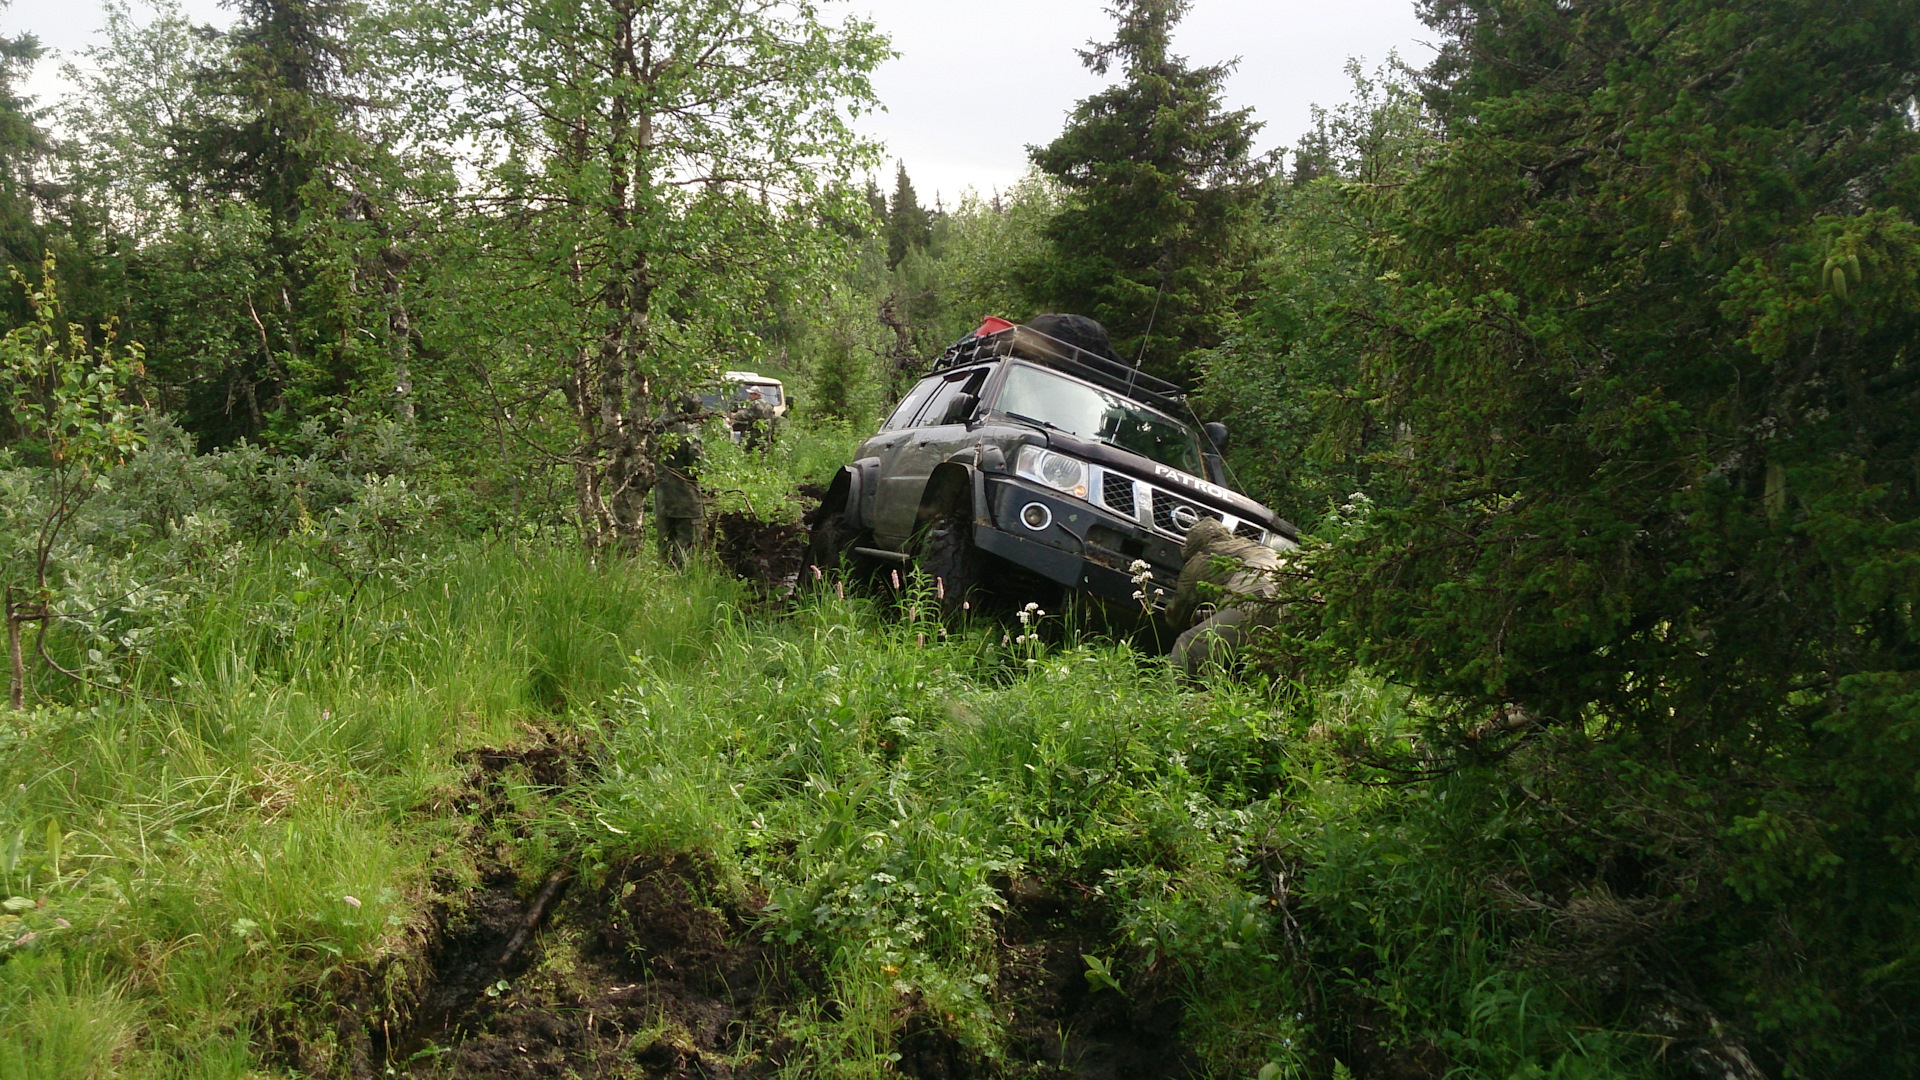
<box><xmin>1168</xmin><ymin>518</ymin><xmax>1281</xmax><ymax>677</ymax></box>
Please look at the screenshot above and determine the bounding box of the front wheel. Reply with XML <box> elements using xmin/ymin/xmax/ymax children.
<box><xmin>806</xmin><ymin>509</ymin><xmax>869</xmax><ymax>581</ymax></box>
<box><xmin>912</xmin><ymin>510</ymin><xmax>984</xmax><ymax>616</ymax></box>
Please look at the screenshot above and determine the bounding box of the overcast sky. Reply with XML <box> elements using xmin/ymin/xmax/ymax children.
<box><xmin>10</xmin><ymin>0</ymin><xmax>1435</xmax><ymax>202</ymax></box>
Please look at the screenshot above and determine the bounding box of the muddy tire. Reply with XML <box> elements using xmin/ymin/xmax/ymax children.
<box><xmin>806</xmin><ymin>509</ymin><xmax>868</xmax><ymax>580</ymax></box>
<box><xmin>913</xmin><ymin>510</ymin><xmax>984</xmax><ymax>615</ymax></box>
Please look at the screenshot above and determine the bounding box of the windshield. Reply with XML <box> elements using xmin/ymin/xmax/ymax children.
<box><xmin>991</xmin><ymin>363</ymin><xmax>1204</xmax><ymax>474</ymax></box>
<box><xmin>702</xmin><ymin>382</ymin><xmax>782</xmax><ymax>411</ymax></box>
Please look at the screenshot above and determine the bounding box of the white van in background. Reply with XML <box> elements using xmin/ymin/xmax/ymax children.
<box><xmin>699</xmin><ymin>371</ymin><xmax>789</xmax><ymax>418</ymax></box>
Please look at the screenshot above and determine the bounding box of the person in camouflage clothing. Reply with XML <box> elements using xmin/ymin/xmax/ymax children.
<box><xmin>1167</xmin><ymin>517</ymin><xmax>1282</xmax><ymax>678</ymax></box>
<box><xmin>655</xmin><ymin>397</ymin><xmax>707</xmax><ymax>567</ymax></box>
<box><xmin>733</xmin><ymin>387</ymin><xmax>776</xmax><ymax>456</ymax></box>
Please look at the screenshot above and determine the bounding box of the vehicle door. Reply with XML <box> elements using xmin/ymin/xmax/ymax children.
<box><xmin>858</xmin><ymin>374</ymin><xmax>942</xmax><ymax>535</ymax></box>
<box><xmin>872</xmin><ymin>365</ymin><xmax>990</xmax><ymax>544</ymax></box>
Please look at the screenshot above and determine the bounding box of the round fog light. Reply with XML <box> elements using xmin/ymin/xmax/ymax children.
<box><xmin>1019</xmin><ymin>502</ymin><xmax>1053</xmax><ymax>531</ymax></box>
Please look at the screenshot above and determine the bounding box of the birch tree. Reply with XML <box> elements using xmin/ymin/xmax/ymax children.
<box><xmin>410</xmin><ymin>0</ymin><xmax>885</xmax><ymax>550</ymax></box>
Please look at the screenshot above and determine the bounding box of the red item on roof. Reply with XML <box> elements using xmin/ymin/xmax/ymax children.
<box><xmin>974</xmin><ymin>316</ymin><xmax>1016</xmax><ymax>337</ymax></box>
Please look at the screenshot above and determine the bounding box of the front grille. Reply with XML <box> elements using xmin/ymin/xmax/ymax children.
<box><xmin>1085</xmin><ymin>463</ymin><xmax>1270</xmax><ymax>547</ymax></box>
<box><xmin>1151</xmin><ymin>490</ymin><xmax>1222</xmax><ymax>536</ymax></box>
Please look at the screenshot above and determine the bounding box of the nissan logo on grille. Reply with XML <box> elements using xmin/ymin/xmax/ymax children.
<box><xmin>1089</xmin><ymin>463</ymin><xmax>1271</xmax><ymax>547</ymax></box>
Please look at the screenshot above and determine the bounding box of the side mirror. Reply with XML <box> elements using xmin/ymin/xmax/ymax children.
<box><xmin>1203</xmin><ymin>422</ymin><xmax>1230</xmax><ymax>454</ymax></box>
<box><xmin>1204</xmin><ymin>453</ymin><xmax>1228</xmax><ymax>487</ymax></box>
<box><xmin>783</xmin><ymin>392</ymin><xmax>797</xmax><ymax>411</ymax></box>
<box><xmin>941</xmin><ymin>393</ymin><xmax>979</xmax><ymax>425</ymax></box>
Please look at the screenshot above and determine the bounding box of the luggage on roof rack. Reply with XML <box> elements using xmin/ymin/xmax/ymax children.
<box><xmin>934</xmin><ymin>318</ymin><xmax>1188</xmax><ymax>415</ymax></box>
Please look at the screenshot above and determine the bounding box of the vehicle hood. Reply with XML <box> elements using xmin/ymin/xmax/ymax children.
<box><xmin>1037</xmin><ymin>427</ymin><xmax>1299</xmax><ymax>541</ymax></box>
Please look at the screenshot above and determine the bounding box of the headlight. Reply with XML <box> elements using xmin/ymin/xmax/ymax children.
<box><xmin>1014</xmin><ymin>445</ymin><xmax>1088</xmax><ymax>500</ymax></box>
<box><xmin>1263</xmin><ymin>532</ymin><xmax>1298</xmax><ymax>553</ymax></box>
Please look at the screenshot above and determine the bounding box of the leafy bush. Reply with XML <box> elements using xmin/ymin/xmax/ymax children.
<box><xmin>1259</xmin><ymin>2</ymin><xmax>1920</xmax><ymax>1073</ymax></box>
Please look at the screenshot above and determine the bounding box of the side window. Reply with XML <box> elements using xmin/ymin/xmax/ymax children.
<box><xmin>916</xmin><ymin>368</ymin><xmax>988</xmax><ymax>427</ymax></box>
<box><xmin>883</xmin><ymin>377</ymin><xmax>942</xmax><ymax>431</ymax></box>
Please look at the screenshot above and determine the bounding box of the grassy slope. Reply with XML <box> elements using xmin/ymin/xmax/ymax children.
<box><xmin>1</xmin><ymin>543</ymin><xmax>1651</xmax><ymax>1080</ymax></box>
<box><xmin>0</xmin><ymin>547</ymin><xmax>737</xmax><ymax>1079</ymax></box>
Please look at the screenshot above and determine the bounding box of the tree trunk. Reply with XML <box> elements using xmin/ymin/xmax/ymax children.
<box><xmin>6</xmin><ymin>587</ymin><xmax>24</xmax><ymax>712</ymax></box>
<box><xmin>592</xmin><ymin>4</ymin><xmax>655</xmax><ymax>554</ymax></box>
<box><xmin>878</xmin><ymin>291</ymin><xmax>917</xmax><ymax>395</ymax></box>
<box><xmin>550</xmin><ymin>1</ymin><xmax>664</xmax><ymax>556</ymax></box>
<box><xmin>387</xmin><ymin>261</ymin><xmax>416</xmax><ymax>423</ymax></box>
<box><xmin>599</xmin><ymin>252</ymin><xmax>655</xmax><ymax>552</ymax></box>
<box><xmin>564</xmin><ymin>341</ymin><xmax>614</xmax><ymax>551</ymax></box>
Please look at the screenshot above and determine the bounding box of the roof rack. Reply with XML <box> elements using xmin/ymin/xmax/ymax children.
<box><xmin>932</xmin><ymin>321</ymin><xmax>1189</xmax><ymax>415</ymax></box>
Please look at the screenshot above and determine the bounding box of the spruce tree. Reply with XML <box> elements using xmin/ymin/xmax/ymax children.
<box><xmin>0</xmin><ymin>12</ymin><xmax>47</xmax><ymax>325</ymax></box>
<box><xmin>1020</xmin><ymin>0</ymin><xmax>1270</xmax><ymax>382</ymax></box>
<box><xmin>863</xmin><ymin>176</ymin><xmax>887</xmax><ymax>232</ymax></box>
<box><xmin>171</xmin><ymin>0</ymin><xmax>372</xmax><ymax>440</ymax></box>
<box><xmin>182</xmin><ymin>0</ymin><xmax>353</xmax><ymax>235</ymax></box>
<box><xmin>885</xmin><ymin>161</ymin><xmax>930</xmax><ymax>269</ymax></box>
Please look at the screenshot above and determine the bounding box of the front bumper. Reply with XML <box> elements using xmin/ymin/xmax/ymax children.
<box><xmin>973</xmin><ymin>476</ymin><xmax>1185</xmax><ymax>607</ymax></box>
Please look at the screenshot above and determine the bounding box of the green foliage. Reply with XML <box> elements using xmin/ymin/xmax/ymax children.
<box><xmin>792</xmin><ymin>172</ymin><xmax>1064</xmax><ymax>421</ymax></box>
<box><xmin>699</xmin><ymin>417</ymin><xmax>858</xmax><ymax>525</ymax></box>
<box><xmin>1020</xmin><ymin>0</ymin><xmax>1272</xmax><ymax>383</ymax></box>
<box><xmin>930</xmin><ymin>174</ymin><xmax>1064</xmax><ymax>339</ymax></box>
<box><xmin>0</xmin><ymin>3</ymin><xmax>47</xmax><ymax>322</ymax></box>
<box><xmin>54</xmin><ymin>0</ymin><xmax>441</xmax><ymax>444</ymax></box>
<box><xmin>885</xmin><ymin>160</ymin><xmax>931</xmax><ymax>270</ymax></box>
<box><xmin>402</xmin><ymin>0</ymin><xmax>887</xmax><ymax>549</ymax></box>
<box><xmin>0</xmin><ymin>258</ymin><xmax>145</xmax><ymax>483</ymax></box>
<box><xmin>798</xmin><ymin>272</ymin><xmax>890</xmax><ymax>425</ymax></box>
<box><xmin>1270</xmin><ymin>1</ymin><xmax>1920</xmax><ymax>1072</ymax></box>
<box><xmin>1197</xmin><ymin>59</ymin><xmax>1437</xmax><ymax>525</ymax></box>
<box><xmin>0</xmin><ymin>447</ymin><xmax>1825</xmax><ymax>1080</ymax></box>
<box><xmin>160</xmin><ymin>0</ymin><xmax>399</xmax><ymax>437</ymax></box>
<box><xmin>1</xmin><ymin>258</ymin><xmax>148</xmax><ymax>706</ymax></box>
<box><xmin>10</xmin><ymin>1</ymin><xmax>1920</xmax><ymax>1075</ymax></box>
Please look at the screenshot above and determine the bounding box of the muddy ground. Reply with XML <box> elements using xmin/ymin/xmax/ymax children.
<box><xmin>271</xmin><ymin>731</ymin><xmax>1213</xmax><ymax>1079</ymax></box>
<box><xmin>987</xmin><ymin>876</ymin><xmax>1202</xmax><ymax>1080</ymax></box>
<box><xmin>713</xmin><ymin>511</ymin><xmax>808</xmax><ymax>598</ymax></box>
<box><xmin>388</xmin><ymin>851</ymin><xmax>799</xmax><ymax>1079</ymax></box>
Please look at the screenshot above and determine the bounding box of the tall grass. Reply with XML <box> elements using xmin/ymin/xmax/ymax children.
<box><xmin>2</xmin><ymin>542</ymin><xmax>1656</xmax><ymax>1080</ymax></box>
<box><xmin>0</xmin><ymin>542</ymin><xmax>740</xmax><ymax>1079</ymax></box>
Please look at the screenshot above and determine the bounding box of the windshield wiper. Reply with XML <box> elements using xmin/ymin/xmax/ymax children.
<box><xmin>1001</xmin><ymin>410</ymin><xmax>1066</xmax><ymax>435</ymax></box>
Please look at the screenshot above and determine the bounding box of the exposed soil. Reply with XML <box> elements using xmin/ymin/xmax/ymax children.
<box><xmin>457</xmin><ymin>726</ymin><xmax>595</xmax><ymax>794</ymax></box>
<box><xmin>258</xmin><ymin>729</ymin><xmax>602</xmax><ymax>1079</ymax></box>
<box><xmin>375</xmin><ymin>733</ymin><xmax>804</xmax><ymax>1078</ymax></box>
<box><xmin>975</xmin><ymin>876</ymin><xmax>1202</xmax><ymax>1080</ymax></box>
<box><xmin>266</xmin><ymin>731</ymin><xmax>1202</xmax><ymax>1080</ymax></box>
<box><xmin>387</xmin><ymin>852</ymin><xmax>801</xmax><ymax>1080</ymax></box>
<box><xmin>713</xmin><ymin>511</ymin><xmax>808</xmax><ymax>597</ymax></box>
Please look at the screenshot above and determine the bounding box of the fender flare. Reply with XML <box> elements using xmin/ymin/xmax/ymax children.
<box><xmin>835</xmin><ymin>457</ymin><xmax>881</xmax><ymax>532</ymax></box>
<box><xmin>817</xmin><ymin>467</ymin><xmax>853</xmax><ymax>523</ymax></box>
<box><xmin>915</xmin><ymin>461</ymin><xmax>988</xmax><ymax>532</ymax></box>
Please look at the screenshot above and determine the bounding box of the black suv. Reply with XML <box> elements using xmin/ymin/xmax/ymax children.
<box><xmin>807</xmin><ymin>318</ymin><xmax>1297</xmax><ymax>613</ymax></box>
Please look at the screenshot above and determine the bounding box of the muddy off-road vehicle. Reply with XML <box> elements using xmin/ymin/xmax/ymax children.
<box><xmin>807</xmin><ymin>316</ymin><xmax>1297</xmax><ymax>615</ymax></box>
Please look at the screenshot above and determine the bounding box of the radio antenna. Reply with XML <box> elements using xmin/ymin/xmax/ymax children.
<box><xmin>1125</xmin><ymin>270</ymin><xmax>1167</xmax><ymax>400</ymax></box>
